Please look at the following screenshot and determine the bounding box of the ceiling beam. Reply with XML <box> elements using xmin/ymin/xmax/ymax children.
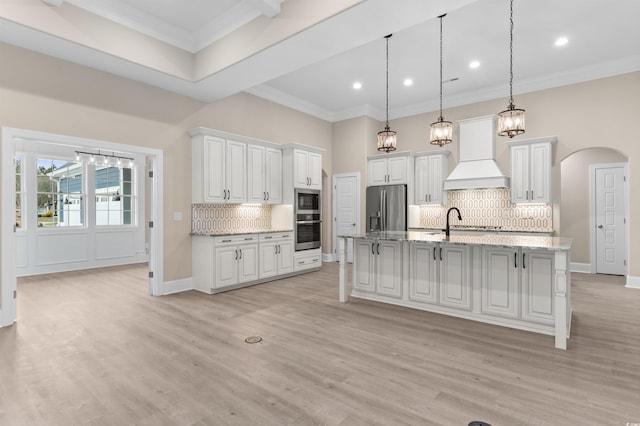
<box><xmin>246</xmin><ymin>0</ymin><xmax>282</xmax><ymax>18</ymax></box>
<box><xmin>41</xmin><ymin>0</ymin><xmax>64</xmax><ymax>6</ymax></box>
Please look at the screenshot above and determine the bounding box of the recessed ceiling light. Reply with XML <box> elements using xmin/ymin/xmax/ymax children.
<box><xmin>469</xmin><ymin>60</ymin><xmax>480</xmax><ymax>69</ymax></box>
<box><xmin>352</xmin><ymin>81</ymin><xmax>362</xmax><ymax>90</ymax></box>
<box><xmin>403</xmin><ymin>78</ymin><xmax>413</xmax><ymax>86</ymax></box>
<box><xmin>555</xmin><ymin>37</ymin><xmax>568</xmax><ymax>47</ymax></box>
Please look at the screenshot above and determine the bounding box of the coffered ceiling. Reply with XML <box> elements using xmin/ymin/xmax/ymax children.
<box><xmin>1</xmin><ymin>0</ymin><xmax>639</xmax><ymax>122</ymax></box>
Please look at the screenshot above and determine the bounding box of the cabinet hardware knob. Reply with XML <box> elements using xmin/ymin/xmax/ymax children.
<box><xmin>598</xmin><ymin>224</ymin><xmax>603</xmax><ymax>229</ymax></box>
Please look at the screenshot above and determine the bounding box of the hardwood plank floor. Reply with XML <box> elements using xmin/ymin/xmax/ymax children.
<box><xmin>1</xmin><ymin>263</ymin><xmax>639</xmax><ymax>425</ymax></box>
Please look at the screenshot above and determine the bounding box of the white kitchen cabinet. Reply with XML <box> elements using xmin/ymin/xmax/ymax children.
<box><xmin>248</xmin><ymin>145</ymin><xmax>282</xmax><ymax>204</ymax></box>
<box><xmin>294</xmin><ymin>248</ymin><xmax>322</xmax><ymax>271</ymax></box>
<box><xmin>354</xmin><ymin>239</ymin><xmax>402</xmax><ymax>298</ymax></box>
<box><xmin>368</xmin><ymin>154</ymin><xmax>410</xmax><ymax>186</ymax></box>
<box><xmin>214</xmin><ymin>235</ymin><xmax>259</xmax><ymax>289</ymax></box>
<box><xmin>409</xmin><ymin>242</ymin><xmax>438</xmax><ymax>304</ymax></box>
<box><xmin>507</xmin><ymin>137</ymin><xmax>557</xmax><ymax>204</ymax></box>
<box><xmin>293</xmin><ymin>149</ymin><xmax>321</xmax><ymax>190</ymax></box>
<box><xmin>259</xmin><ymin>232</ymin><xmax>293</xmax><ymax>279</ymax></box>
<box><xmin>482</xmin><ymin>247</ymin><xmax>520</xmax><ymax>318</ymax></box>
<box><xmin>191</xmin><ymin>134</ymin><xmax>246</xmax><ymax>204</ymax></box>
<box><xmin>438</xmin><ymin>244</ymin><xmax>472</xmax><ymax>310</ymax></box>
<box><xmin>414</xmin><ymin>151</ymin><xmax>449</xmax><ymax>205</ymax></box>
<box><xmin>521</xmin><ymin>249</ymin><xmax>555</xmax><ymax>325</ymax></box>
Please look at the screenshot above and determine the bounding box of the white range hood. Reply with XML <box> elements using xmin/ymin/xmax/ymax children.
<box><xmin>443</xmin><ymin>115</ymin><xmax>510</xmax><ymax>190</ymax></box>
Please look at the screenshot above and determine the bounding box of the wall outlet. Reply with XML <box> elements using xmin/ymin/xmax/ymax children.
<box><xmin>173</xmin><ymin>212</ymin><xmax>183</xmax><ymax>221</ymax></box>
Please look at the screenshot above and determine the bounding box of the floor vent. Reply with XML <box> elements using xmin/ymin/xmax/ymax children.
<box><xmin>244</xmin><ymin>336</ymin><xmax>263</xmax><ymax>344</ymax></box>
<box><xmin>468</xmin><ymin>422</ymin><xmax>492</xmax><ymax>426</ymax></box>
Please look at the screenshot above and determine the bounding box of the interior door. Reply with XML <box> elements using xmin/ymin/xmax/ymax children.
<box><xmin>595</xmin><ymin>165</ymin><xmax>626</xmax><ymax>275</ymax></box>
<box><xmin>333</xmin><ymin>174</ymin><xmax>360</xmax><ymax>262</ymax></box>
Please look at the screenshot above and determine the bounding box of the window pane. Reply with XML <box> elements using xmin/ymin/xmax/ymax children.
<box><xmin>95</xmin><ymin>165</ymin><xmax>134</xmax><ymax>226</ymax></box>
<box><xmin>37</xmin><ymin>158</ymin><xmax>84</xmax><ymax>227</ymax></box>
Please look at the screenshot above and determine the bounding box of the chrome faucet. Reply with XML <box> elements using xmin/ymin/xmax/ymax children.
<box><xmin>445</xmin><ymin>207</ymin><xmax>462</xmax><ymax>237</ymax></box>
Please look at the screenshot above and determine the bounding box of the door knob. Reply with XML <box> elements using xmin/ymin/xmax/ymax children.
<box><xmin>352</xmin><ymin>223</ymin><xmax>356</xmax><ymax>226</ymax></box>
<box><xmin>598</xmin><ymin>225</ymin><xmax>603</xmax><ymax>229</ymax></box>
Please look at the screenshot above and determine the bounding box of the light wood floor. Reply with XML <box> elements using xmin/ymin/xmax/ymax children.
<box><xmin>1</xmin><ymin>263</ymin><xmax>639</xmax><ymax>425</ymax></box>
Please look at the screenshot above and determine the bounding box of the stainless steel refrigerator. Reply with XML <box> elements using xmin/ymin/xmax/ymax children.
<box><xmin>366</xmin><ymin>184</ymin><xmax>407</xmax><ymax>232</ymax></box>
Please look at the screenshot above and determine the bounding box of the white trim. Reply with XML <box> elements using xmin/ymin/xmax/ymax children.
<box><xmin>1</xmin><ymin>127</ymin><xmax>164</xmax><ymax>328</ymax></box>
<box><xmin>570</xmin><ymin>262</ymin><xmax>591</xmax><ymax>274</ymax></box>
<box><xmin>589</xmin><ymin>162</ymin><xmax>628</xmax><ymax>276</ymax></box>
<box><xmin>626</xmin><ymin>276</ymin><xmax>640</xmax><ymax>289</ymax></box>
<box><xmin>332</xmin><ymin>172</ymin><xmax>361</xmax><ymax>265</ymax></box>
<box><xmin>162</xmin><ymin>277</ymin><xmax>193</xmax><ymax>295</ymax></box>
<box><xmin>323</xmin><ymin>253</ymin><xmax>337</xmax><ymax>263</ymax></box>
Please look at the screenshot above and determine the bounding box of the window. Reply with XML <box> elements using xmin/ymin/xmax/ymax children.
<box><xmin>36</xmin><ymin>159</ymin><xmax>84</xmax><ymax>227</ymax></box>
<box><xmin>15</xmin><ymin>156</ymin><xmax>22</xmax><ymax>229</ymax></box>
<box><xmin>95</xmin><ymin>166</ymin><xmax>134</xmax><ymax>225</ymax></box>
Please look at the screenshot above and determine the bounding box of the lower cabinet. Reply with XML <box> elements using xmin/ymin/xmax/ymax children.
<box><xmin>438</xmin><ymin>244</ymin><xmax>473</xmax><ymax>310</ymax></box>
<box><xmin>259</xmin><ymin>233</ymin><xmax>294</xmax><ymax>279</ymax></box>
<box><xmin>481</xmin><ymin>247</ymin><xmax>555</xmax><ymax>323</ymax></box>
<box><xmin>354</xmin><ymin>239</ymin><xmax>402</xmax><ymax>298</ymax></box>
<box><xmin>409</xmin><ymin>243</ymin><xmax>438</xmax><ymax>304</ymax></box>
<box><xmin>294</xmin><ymin>248</ymin><xmax>322</xmax><ymax>271</ymax></box>
<box><xmin>192</xmin><ymin>232</ymin><xmax>310</xmax><ymax>294</ymax></box>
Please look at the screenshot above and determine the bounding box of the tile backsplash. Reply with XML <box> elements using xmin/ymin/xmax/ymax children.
<box><xmin>417</xmin><ymin>188</ymin><xmax>553</xmax><ymax>232</ymax></box>
<box><xmin>192</xmin><ymin>204</ymin><xmax>272</xmax><ymax>234</ymax></box>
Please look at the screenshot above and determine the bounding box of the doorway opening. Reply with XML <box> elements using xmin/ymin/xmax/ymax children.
<box><xmin>1</xmin><ymin>127</ymin><xmax>164</xmax><ymax>328</ymax></box>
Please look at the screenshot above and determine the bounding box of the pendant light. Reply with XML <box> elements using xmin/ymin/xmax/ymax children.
<box><xmin>497</xmin><ymin>0</ymin><xmax>525</xmax><ymax>137</ymax></box>
<box><xmin>430</xmin><ymin>13</ymin><xmax>453</xmax><ymax>147</ymax></box>
<box><xmin>377</xmin><ymin>34</ymin><xmax>397</xmax><ymax>153</ymax></box>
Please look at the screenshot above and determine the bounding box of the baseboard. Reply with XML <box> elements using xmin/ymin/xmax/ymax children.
<box><xmin>162</xmin><ymin>277</ymin><xmax>193</xmax><ymax>295</ymax></box>
<box><xmin>323</xmin><ymin>253</ymin><xmax>337</xmax><ymax>262</ymax></box>
<box><xmin>570</xmin><ymin>262</ymin><xmax>591</xmax><ymax>273</ymax></box>
<box><xmin>625</xmin><ymin>275</ymin><xmax>640</xmax><ymax>289</ymax></box>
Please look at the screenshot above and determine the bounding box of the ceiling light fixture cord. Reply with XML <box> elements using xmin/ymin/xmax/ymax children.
<box><xmin>439</xmin><ymin>13</ymin><xmax>444</xmax><ymax>120</ymax></box>
<box><xmin>508</xmin><ymin>0</ymin><xmax>514</xmax><ymax>107</ymax></box>
<box><xmin>385</xmin><ymin>34</ymin><xmax>390</xmax><ymax>128</ymax></box>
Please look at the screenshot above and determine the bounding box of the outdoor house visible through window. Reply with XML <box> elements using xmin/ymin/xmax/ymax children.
<box><xmin>37</xmin><ymin>159</ymin><xmax>84</xmax><ymax>227</ymax></box>
<box><xmin>95</xmin><ymin>165</ymin><xmax>133</xmax><ymax>225</ymax></box>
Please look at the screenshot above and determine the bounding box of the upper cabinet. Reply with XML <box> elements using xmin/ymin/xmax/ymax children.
<box><xmin>191</xmin><ymin>133</ymin><xmax>246</xmax><ymax>204</ymax></box>
<box><xmin>247</xmin><ymin>145</ymin><xmax>282</xmax><ymax>204</ymax></box>
<box><xmin>292</xmin><ymin>149</ymin><xmax>322</xmax><ymax>190</ymax></box>
<box><xmin>507</xmin><ymin>137</ymin><xmax>557</xmax><ymax>204</ymax></box>
<box><xmin>367</xmin><ymin>152</ymin><xmax>411</xmax><ymax>186</ymax></box>
<box><xmin>414</xmin><ymin>151</ymin><xmax>450</xmax><ymax>205</ymax></box>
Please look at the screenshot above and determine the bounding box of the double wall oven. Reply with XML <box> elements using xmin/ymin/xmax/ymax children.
<box><xmin>294</xmin><ymin>189</ymin><xmax>321</xmax><ymax>251</ymax></box>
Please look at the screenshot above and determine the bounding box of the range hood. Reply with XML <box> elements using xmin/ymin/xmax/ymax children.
<box><xmin>443</xmin><ymin>115</ymin><xmax>510</xmax><ymax>190</ymax></box>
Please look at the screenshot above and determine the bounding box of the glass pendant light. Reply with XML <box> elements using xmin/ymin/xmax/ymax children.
<box><xmin>430</xmin><ymin>13</ymin><xmax>453</xmax><ymax>147</ymax></box>
<box><xmin>497</xmin><ymin>0</ymin><xmax>525</xmax><ymax>138</ymax></box>
<box><xmin>377</xmin><ymin>34</ymin><xmax>397</xmax><ymax>153</ymax></box>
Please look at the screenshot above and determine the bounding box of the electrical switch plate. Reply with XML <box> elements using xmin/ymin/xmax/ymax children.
<box><xmin>173</xmin><ymin>212</ymin><xmax>183</xmax><ymax>221</ymax></box>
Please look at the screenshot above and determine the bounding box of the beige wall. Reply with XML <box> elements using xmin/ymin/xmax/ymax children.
<box><xmin>560</xmin><ymin>148</ymin><xmax>627</xmax><ymax>264</ymax></box>
<box><xmin>0</xmin><ymin>42</ymin><xmax>331</xmax><ymax>287</ymax></box>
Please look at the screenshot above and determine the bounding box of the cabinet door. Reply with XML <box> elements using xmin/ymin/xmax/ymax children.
<box><xmin>521</xmin><ymin>250</ymin><xmax>555</xmax><ymax>324</ymax></box>
<box><xmin>259</xmin><ymin>241</ymin><xmax>277</xmax><ymax>279</ymax></box>
<box><xmin>353</xmin><ymin>239</ymin><xmax>375</xmax><ymax>292</ymax></box>
<box><xmin>387</xmin><ymin>156</ymin><xmax>407</xmax><ymax>184</ymax></box>
<box><xmin>439</xmin><ymin>245</ymin><xmax>472</xmax><ymax>310</ymax></box>
<box><xmin>368</xmin><ymin>158</ymin><xmax>388</xmax><ymax>186</ymax></box>
<box><xmin>529</xmin><ymin>142</ymin><xmax>551</xmax><ymax>203</ymax></box>
<box><xmin>226</xmin><ymin>140</ymin><xmax>246</xmax><ymax>203</ymax></box>
<box><xmin>293</xmin><ymin>149</ymin><xmax>309</xmax><ymax>188</ymax></box>
<box><xmin>247</xmin><ymin>145</ymin><xmax>266</xmax><ymax>204</ymax></box>
<box><xmin>238</xmin><ymin>243</ymin><xmax>259</xmax><ymax>283</ymax></box>
<box><xmin>308</xmin><ymin>152</ymin><xmax>322</xmax><ymax>190</ymax></box>
<box><xmin>482</xmin><ymin>248</ymin><xmax>519</xmax><ymax>318</ymax></box>
<box><xmin>427</xmin><ymin>155</ymin><xmax>445</xmax><ymax>205</ymax></box>
<box><xmin>215</xmin><ymin>246</ymin><xmax>238</xmax><ymax>288</ymax></box>
<box><xmin>277</xmin><ymin>240</ymin><xmax>294</xmax><ymax>275</ymax></box>
<box><xmin>376</xmin><ymin>241</ymin><xmax>402</xmax><ymax>298</ymax></box>
<box><xmin>203</xmin><ymin>136</ymin><xmax>226</xmax><ymax>203</ymax></box>
<box><xmin>409</xmin><ymin>243</ymin><xmax>437</xmax><ymax>303</ymax></box>
<box><xmin>265</xmin><ymin>148</ymin><xmax>282</xmax><ymax>203</ymax></box>
<box><xmin>511</xmin><ymin>145</ymin><xmax>530</xmax><ymax>203</ymax></box>
<box><xmin>414</xmin><ymin>156</ymin><xmax>429</xmax><ymax>205</ymax></box>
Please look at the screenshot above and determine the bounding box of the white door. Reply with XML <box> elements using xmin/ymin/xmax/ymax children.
<box><xmin>333</xmin><ymin>173</ymin><xmax>360</xmax><ymax>263</ymax></box>
<box><xmin>594</xmin><ymin>165</ymin><xmax>627</xmax><ymax>275</ymax></box>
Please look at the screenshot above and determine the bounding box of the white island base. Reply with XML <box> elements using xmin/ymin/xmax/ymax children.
<box><xmin>338</xmin><ymin>232</ymin><xmax>572</xmax><ymax>350</ymax></box>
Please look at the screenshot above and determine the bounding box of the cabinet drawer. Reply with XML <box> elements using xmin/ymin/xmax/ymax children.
<box><xmin>294</xmin><ymin>252</ymin><xmax>321</xmax><ymax>271</ymax></box>
<box><xmin>260</xmin><ymin>232</ymin><xmax>293</xmax><ymax>241</ymax></box>
<box><xmin>214</xmin><ymin>234</ymin><xmax>258</xmax><ymax>246</ymax></box>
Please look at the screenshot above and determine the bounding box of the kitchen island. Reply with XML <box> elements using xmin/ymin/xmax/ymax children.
<box><xmin>337</xmin><ymin>231</ymin><xmax>572</xmax><ymax>349</ymax></box>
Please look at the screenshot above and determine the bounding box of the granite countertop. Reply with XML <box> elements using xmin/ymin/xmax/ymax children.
<box><xmin>409</xmin><ymin>226</ymin><xmax>554</xmax><ymax>235</ymax></box>
<box><xmin>191</xmin><ymin>228</ymin><xmax>293</xmax><ymax>237</ymax></box>
<box><xmin>341</xmin><ymin>230</ymin><xmax>572</xmax><ymax>251</ymax></box>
